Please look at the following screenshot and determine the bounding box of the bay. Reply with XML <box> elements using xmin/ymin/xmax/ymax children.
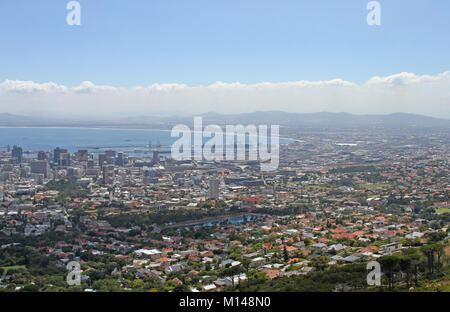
<box><xmin>0</xmin><ymin>127</ymin><xmax>291</xmax><ymax>154</ymax></box>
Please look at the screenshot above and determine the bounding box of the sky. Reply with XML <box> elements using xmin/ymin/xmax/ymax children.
<box><xmin>0</xmin><ymin>0</ymin><xmax>449</xmax><ymax>118</ymax></box>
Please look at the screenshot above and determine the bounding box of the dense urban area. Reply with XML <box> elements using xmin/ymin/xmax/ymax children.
<box><xmin>0</xmin><ymin>128</ymin><xmax>449</xmax><ymax>292</ymax></box>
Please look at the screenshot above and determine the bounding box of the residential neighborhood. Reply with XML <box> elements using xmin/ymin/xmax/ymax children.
<box><xmin>0</xmin><ymin>128</ymin><xmax>448</xmax><ymax>292</ymax></box>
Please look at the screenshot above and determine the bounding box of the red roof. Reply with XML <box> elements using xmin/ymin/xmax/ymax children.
<box><xmin>243</xmin><ymin>197</ymin><xmax>263</xmax><ymax>202</ymax></box>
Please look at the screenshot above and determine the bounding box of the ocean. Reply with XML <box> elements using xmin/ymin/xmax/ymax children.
<box><xmin>0</xmin><ymin>127</ymin><xmax>290</xmax><ymax>154</ymax></box>
<box><xmin>0</xmin><ymin>127</ymin><xmax>173</xmax><ymax>153</ymax></box>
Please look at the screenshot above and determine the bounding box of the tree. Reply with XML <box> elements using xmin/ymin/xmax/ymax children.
<box><xmin>173</xmin><ymin>284</ymin><xmax>190</xmax><ymax>292</ymax></box>
<box><xmin>402</xmin><ymin>248</ymin><xmax>421</xmax><ymax>287</ymax></box>
<box><xmin>241</xmin><ymin>259</ymin><xmax>251</xmax><ymax>288</ymax></box>
<box><xmin>379</xmin><ymin>255</ymin><xmax>401</xmax><ymax>289</ymax></box>
<box><xmin>421</xmin><ymin>245</ymin><xmax>435</xmax><ymax>275</ymax></box>
<box><xmin>434</xmin><ymin>243</ymin><xmax>445</xmax><ymax>273</ymax></box>
<box><xmin>426</xmin><ymin>231</ymin><xmax>446</xmax><ymax>242</ymax></box>
<box><xmin>92</xmin><ymin>278</ymin><xmax>121</xmax><ymax>292</ymax></box>
<box><xmin>311</xmin><ymin>256</ymin><xmax>329</xmax><ymax>271</ymax></box>
<box><xmin>283</xmin><ymin>246</ymin><xmax>289</xmax><ymax>262</ymax></box>
<box><xmin>399</xmin><ymin>257</ymin><xmax>412</xmax><ymax>288</ymax></box>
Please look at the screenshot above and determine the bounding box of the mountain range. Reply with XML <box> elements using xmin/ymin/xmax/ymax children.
<box><xmin>0</xmin><ymin>111</ymin><xmax>449</xmax><ymax>131</ymax></box>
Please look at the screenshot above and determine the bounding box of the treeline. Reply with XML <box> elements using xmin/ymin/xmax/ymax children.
<box><xmin>0</xmin><ymin>245</ymin><xmax>65</xmax><ymax>283</ymax></box>
<box><xmin>233</xmin><ymin>263</ymin><xmax>367</xmax><ymax>292</ymax></box>
<box><xmin>377</xmin><ymin>243</ymin><xmax>448</xmax><ymax>290</ymax></box>
<box><xmin>231</xmin><ymin>243</ymin><xmax>449</xmax><ymax>292</ymax></box>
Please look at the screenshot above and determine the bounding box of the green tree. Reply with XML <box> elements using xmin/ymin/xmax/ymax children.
<box><xmin>379</xmin><ymin>255</ymin><xmax>401</xmax><ymax>289</ymax></box>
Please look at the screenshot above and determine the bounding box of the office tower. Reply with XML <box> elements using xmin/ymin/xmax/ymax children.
<box><xmin>208</xmin><ymin>177</ymin><xmax>219</xmax><ymax>200</ymax></box>
<box><xmin>37</xmin><ymin>151</ymin><xmax>48</xmax><ymax>160</ymax></box>
<box><xmin>116</xmin><ymin>153</ymin><xmax>124</xmax><ymax>166</ymax></box>
<box><xmin>12</xmin><ymin>145</ymin><xmax>23</xmax><ymax>163</ymax></box>
<box><xmin>31</xmin><ymin>160</ymin><xmax>49</xmax><ymax>178</ymax></box>
<box><xmin>53</xmin><ymin>147</ymin><xmax>64</xmax><ymax>163</ymax></box>
<box><xmin>98</xmin><ymin>154</ymin><xmax>106</xmax><ymax>168</ymax></box>
<box><xmin>53</xmin><ymin>147</ymin><xmax>69</xmax><ymax>165</ymax></box>
<box><xmin>106</xmin><ymin>156</ymin><xmax>115</xmax><ymax>165</ymax></box>
<box><xmin>59</xmin><ymin>152</ymin><xmax>70</xmax><ymax>167</ymax></box>
<box><xmin>143</xmin><ymin>169</ymin><xmax>151</xmax><ymax>184</ymax></box>
<box><xmin>102</xmin><ymin>164</ymin><xmax>115</xmax><ymax>184</ymax></box>
<box><xmin>152</xmin><ymin>151</ymin><xmax>160</xmax><ymax>165</ymax></box>
<box><xmin>105</xmin><ymin>150</ymin><xmax>116</xmax><ymax>158</ymax></box>
<box><xmin>77</xmin><ymin>150</ymin><xmax>89</xmax><ymax>161</ymax></box>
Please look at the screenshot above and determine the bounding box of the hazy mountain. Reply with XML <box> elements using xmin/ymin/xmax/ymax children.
<box><xmin>198</xmin><ymin>111</ymin><xmax>450</xmax><ymax>130</ymax></box>
<box><xmin>0</xmin><ymin>111</ymin><xmax>449</xmax><ymax>131</ymax></box>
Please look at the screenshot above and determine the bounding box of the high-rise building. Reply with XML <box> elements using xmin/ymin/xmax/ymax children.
<box><xmin>116</xmin><ymin>153</ymin><xmax>124</xmax><ymax>166</ymax></box>
<box><xmin>31</xmin><ymin>160</ymin><xmax>49</xmax><ymax>178</ymax></box>
<box><xmin>12</xmin><ymin>145</ymin><xmax>23</xmax><ymax>163</ymax></box>
<box><xmin>152</xmin><ymin>151</ymin><xmax>160</xmax><ymax>165</ymax></box>
<box><xmin>54</xmin><ymin>147</ymin><xmax>69</xmax><ymax>166</ymax></box>
<box><xmin>98</xmin><ymin>154</ymin><xmax>107</xmax><ymax>168</ymax></box>
<box><xmin>105</xmin><ymin>150</ymin><xmax>116</xmax><ymax>158</ymax></box>
<box><xmin>102</xmin><ymin>164</ymin><xmax>115</xmax><ymax>184</ymax></box>
<box><xmin>208</xmin><ymin>177</ymin><xmax>220</xmax><ymax>200</ymax></box>
<box><xmin>77</xmin><ymin>150</ymin><xmax>89</xmax><ymax>161</ymax></box>
<box><xmin>37</xmin><ymin>151</ymin><xmax>48</xmax><ymax>160</ymax></box>
<box><xmin>53</xmin><ymin>147</ymin><xmax>64</xmax><ymax>162</ymax></box>
<box><xmin>59</xmin><ymin>152</ymin><xmax>70</xmax><ymax>167</ymax></box>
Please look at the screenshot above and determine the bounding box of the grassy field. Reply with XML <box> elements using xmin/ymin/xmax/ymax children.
<box><xmin>0</xmin><ymin>265</ymin><xmax>26</xmax><ymax>275</ymax></box>
<box><xmin>414</xmin><ymin>263</ymin><xmax>450</xmax><ymax>292</ymax></box>
<box><xmin>413</xmin><ymin>275</ymin><xmax>450</xmax><ymax>292</ymax></box>
<box><xmin>303</xmin><ymin>185</ymin><xmax>330</xmax><ymax>191</ymax></box>
<box><xmin>436</xmin><ymin>208</ymin><xmax>450</xmax><ymax>214</ymax></box>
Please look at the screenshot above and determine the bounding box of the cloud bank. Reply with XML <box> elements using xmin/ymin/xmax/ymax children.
<box><xmin>0</xmin><ymin>71</ymin><xmax>449</xmax><ymax>118</ymax></box>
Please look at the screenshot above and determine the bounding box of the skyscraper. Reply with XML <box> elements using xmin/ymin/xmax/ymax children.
<box><xmin>37</xmin><ymin>151</ymin><xmax>48</xmax><ymax>160</ymax></box>
<box><xmin>116</xmin><ymin>153</ymin><xmax>124</xmax><ymax>166</ymax></box>
<box><xmin>99</xmin><ymin>154</ymin><xmax>107</xmax><ymax>168</ymax></box>
<box><xmin>152</xmin><ymin>151</ymin><xmax>160</xmax><ymax>165</ymax></box>
<box><xmin>12</xmin><ymin>145</ymin><xmax>23</xmax><ymax>164</ymax></box>
<box><xmin>77</xmin><ymin>150</ymin><xmax>89</xmax><ymax>162</ymax></box>
<box><xmin>103</xmin><ymin>164</ymin><xmax>115</xmax><ymax>184</ymax></box>
<box><xmin>59</xmin><ymin>152</ymin><xmax>70</xmax><ymax>167</ymax></box>
<box><xmin>31</xmin><ymin>160</ymin><xmax>49</xmax><ymax>178</ymax></box>
<box><xmin>208</xmin><ymin>177</ymin><xmax>219</xmax><ymax>200</ymax></box>
<box><xmin>53</xmin><ymin>147</ymin><xmax>69</xmax><ymax>166</ymax></box>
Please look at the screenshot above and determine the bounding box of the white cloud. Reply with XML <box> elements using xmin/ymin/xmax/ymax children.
<box><xmin>0</xmin><ymin>71</ymin><xmax>449</xmax><ymax>118</ymax></box>
<box><xmin>366</xmin><ymin>71</ymin><xmax>450</xmax><ymax>87</ymax></box>
<box><xmin>0</xmin><ymin>80</ymin><xmax>68</xmax><ymax>94</ymax></box>
<box><xmin>71</xmin><ymin>81</ymin><xmax>120</xmax><ymax>94</ymax></box>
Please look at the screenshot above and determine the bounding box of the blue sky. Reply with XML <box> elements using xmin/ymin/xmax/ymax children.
<box><xmin>0</xmin><ymin>0</ymin><xmax>449</xmax><ymax>87</ymax></box>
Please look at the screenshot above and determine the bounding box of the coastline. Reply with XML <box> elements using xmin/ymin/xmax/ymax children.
<box><xmin>0</xmin><ymin>126</ymin><xmax>299</xmax><ymax>142</ymax></box>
